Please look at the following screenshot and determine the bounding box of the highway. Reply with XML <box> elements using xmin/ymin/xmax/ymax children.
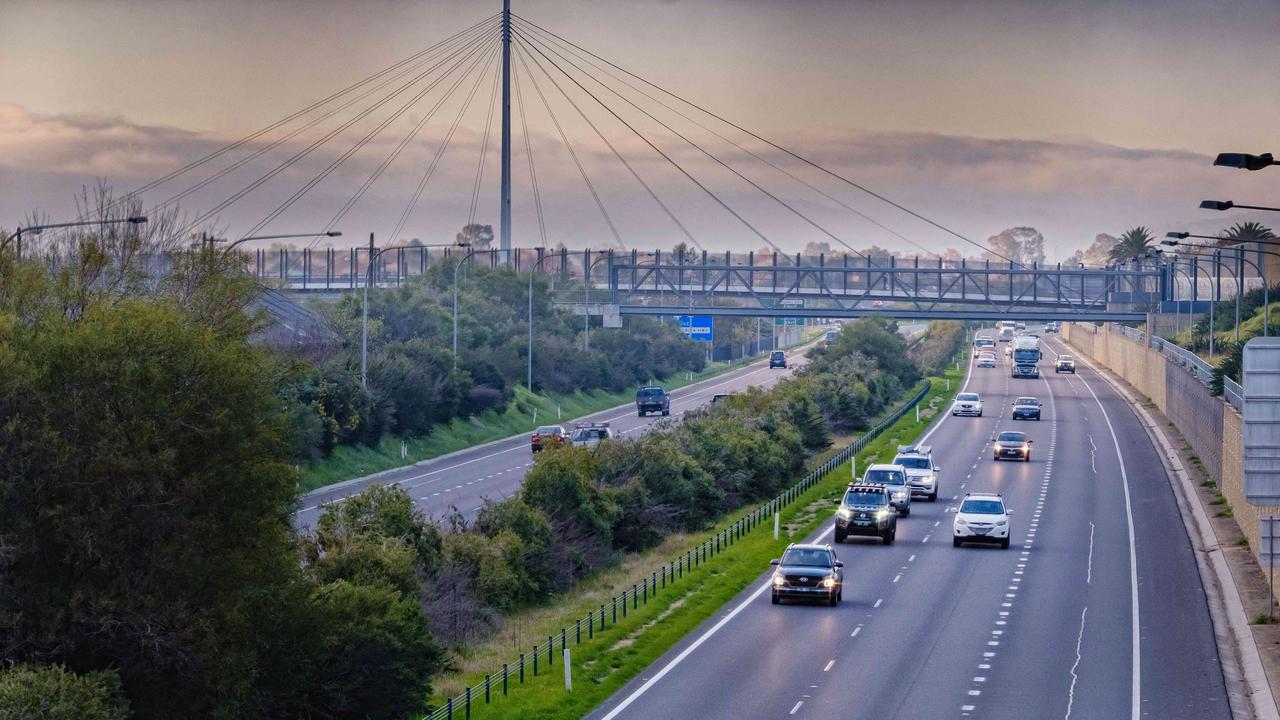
<box><xmin>586</xmin><ymin>332</ymin><xmax>1229</xmax><ymax>720</ymax></box>
<box><xmin>293</xmin><ymin>344</ymin><xmax>813</xmax><ymax>528</ymax></box>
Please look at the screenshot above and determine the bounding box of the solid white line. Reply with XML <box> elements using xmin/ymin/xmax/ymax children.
<box><xmin>1068</xmin><ymin>350</ymin><xmax>1142</xmax><ymax>720</ymax></box>
<box><xmin>597</xmin><ymin>523</ymin><xmax>834</xmax><ymax>720</ymax></box>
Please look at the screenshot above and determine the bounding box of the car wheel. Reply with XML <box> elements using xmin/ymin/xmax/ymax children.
<box><xmin>771</xmin><ymin>592</ymin><xmax>780</xmax><ymax>605</ymax></box>
<box><xmin>837</xmin><ymin>587</ymin><xmax>843</xmax><ymax>602</ymax></box>
<box><xmin>928</xmin><ymin>491</ymin><xmax>937</xmax><ymax>502</ymax></box>
<box><xmin>834</xmin><ymin>530</ymin><xmax>846</xmax><ymax>544</ymax></box>
<box><xmin>1025</xmin><ymin>454</ymin><xmax>1032</xmax><ymax>462</ymax></box>
<box><xmin>978</xmin><ymin>410</ymin><xmax>983</xmax><ymax>417</ymax></box>
<box><xmin>638</xmin><ymin>411</ymin><xmax>645</xmax><ymax>417</ymax></box>
<box><xmin>828</xmin><ymin>592</ymin><xmax>838</xmax><ymax>607</ymax></box>
<box><xmin>993</xmin><ymin>455</ymin><xmax>1000</xmax><ymax>461</ymax></box>
<box><xmin>884</xmin><ymin>530</ymin><xmax>895</xmax><ymax>545</ymax></box>
<box><xmin>662</xmin><ymin>409</ymin><xmax>670</xmax><ymax>416</ymax></box>
<box><xmin>953</xmin><ymin>537</ymin><xmax>962</xmax><ymax>548</ymax></box>
<box><xmin>901</xmin><ymin>505</ymin><xmax>910</xmax><ymax>517</ymax></box>
<box><xmin>1001</xmin><ymin>538</ymin><xmax>1011</xmax><ymax>549</ymax></box>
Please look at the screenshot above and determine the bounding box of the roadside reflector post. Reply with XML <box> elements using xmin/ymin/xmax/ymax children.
<box><xmin>564</xmin><ymin>648</ymin><xmax>572</xmax><ymax>692</ymax></box>
<box><xmin>916</xmin><ymin>405</ymin><xmax>920</xmax><ymax>422</ymax></box>
<box><xmin>774</xmin><ymin>511</ymin><xmax>780</xmax><ymax>540</ymax></box>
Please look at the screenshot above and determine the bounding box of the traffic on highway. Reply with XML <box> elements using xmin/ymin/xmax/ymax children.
<box><xmin>588</xmin><ymin>328</ymin><xmax>1228</xmax><ymax>720</ymax></box>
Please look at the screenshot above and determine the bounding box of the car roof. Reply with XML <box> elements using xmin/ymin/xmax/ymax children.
<box><xmin>1014</xmin><ymin>397</ymin><xmax>1039</xmax><ymax>403</ymax></box>
<box><xmin>847</xmin><ymin>483</ymin><xmax>888</xmax><ymax>492</ymax></box>
<box><xmin>866</xmin><ymin>463</ymin><xmax>905</xmax><ymax>471</ymax></box>
<box><xmin>896</xmin><ymin>444</ymin><xmax>931</xmax><ymax>455</ymax></box>
<box><xmin>997</xmin><ymin>431</ymin><xmax>1027</xmax><ymax>439</ymax></box>
<box><xmin>787</xmin><ymin>543</ymin><xmax>832</xmax><ymax>552</ymax></box>
<box><xmin>535</xmin><ymin>425</ymin><xmax>564</xmax><ymax>433</ymax></box>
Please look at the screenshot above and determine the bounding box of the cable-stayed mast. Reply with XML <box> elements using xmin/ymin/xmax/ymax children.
<box><xmin>500</xmin><ymin>0</ymin><xmax>512</xmax><ymax>262</ymax></box>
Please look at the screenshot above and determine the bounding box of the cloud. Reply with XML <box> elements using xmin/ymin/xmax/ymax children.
<box><xmin>3</xmin><ymin>103</ymin><xmax>1277</xmax><ymax>259</ymax></box>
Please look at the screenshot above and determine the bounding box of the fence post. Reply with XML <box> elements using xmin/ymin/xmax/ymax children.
<box><xmin>564</xmin><ymin>647</ymin><xmax>573</xmax><ymax>691</ymax></box>
<box><xmin>465</xmin><ymin>688</ymin><xmax>471</xmax><ymax>720</ymax></box>
<box><xmin>548</xmin><ymin>636</ymin><xmax>554</xmax><ymax>666</ymax></box>
<box><xmin>622</xmin><ymin>592</ymin><xmax>628</xmax><ymax>617</ymax></box>
<box><xmin>520</xmin><ymin>654</ymin><xmax>525</xmax><ymax>683</ymax></box>
<box><xmin>533</xmin><ymin>645</ymin><xmax>539</xmax><ymax>676</ymax></box>
<box><xmin>447</xmin><ymin>697</ymin><xmax>453</xmax><ymax>720</ymax></box>
<box><xmin>485</xmin><ymin>674</ymin><xmax>491</xmax><ymax>703</ymax></box>
<box><xmin>503</xmin><ymin>664</ymin><xmax>508</xmax><ymax>695</ymax></box>
<box><xmin>632</xmin><ymin>584</ymin><xmax>638</xmax><ymax>609</ymax></box>
<box><xmin>612</xmin><ymin>597</ymin><xmax>617</xmax><ymax>623</ymax></box>
<box><xmin>643</xmin><ymin>577</ymin><xmax>648</xmax><ymax>603</ymax></box>
<box><xmin>576</xmin><ymin>619</ymin><xmax>581</xmax><ymax>644</ymax></box>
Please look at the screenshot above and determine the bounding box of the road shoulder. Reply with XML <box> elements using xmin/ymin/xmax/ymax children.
<box><xmin>1063</xmin><ymin>339</ymin><xmax>1279</xmax><ymax>720</ymax></box>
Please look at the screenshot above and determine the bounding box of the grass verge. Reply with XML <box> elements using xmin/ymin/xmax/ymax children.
<box><xmin>420</xmin><ymin>358</ymin><xmax>966</xmax><ymax>720</ymax></box>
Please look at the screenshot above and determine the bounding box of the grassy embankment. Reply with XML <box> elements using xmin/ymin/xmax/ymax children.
<box><xmin>297</xmin><ymin>335</ymin><xmax>823</xmax><ymax>494</ymax></box>
<box><xmin>421</xmin><ymin>357</ymin><xmax>966</xmax><ymax>720</ymax></box>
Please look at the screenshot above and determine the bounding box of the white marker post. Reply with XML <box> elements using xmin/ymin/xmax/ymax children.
<box><xmin>773</xmin><ymin>512</ymin><xmax>780</xmax><ymax>540</ymax></box>
<box><xmin>916</xmin><ymin>405</ymin><xmax>920</xmax><ymax>423</ymax></box>
<box><xmin>851</xmin><ymin>457</ymin><xmax>857</xmax><ymax>480</ymax></box>
<box><xmin>564</xmin><ymin>648</ymin><xmax>572</xmax><ymax>692</ymax></box>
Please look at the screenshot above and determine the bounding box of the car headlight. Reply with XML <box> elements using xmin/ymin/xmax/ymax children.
<box><xmin>956</xmin><ymin>518</ymin><xmax>968</xmax><ymax>526</ymax></box>
<box><xmin>1023</xmin><ymin>444</ymin><xmax>1030</xmax><ymax>452</ymax></box>
<box><xmin>875</xmin><ymin>509</ymin><xmax>891</xmax><ymax>520</ymax></box>
<box><xmin>893</xmin><ymin>491</ymin><xmax>907</xmax><ymax>500</ymax></box>
<box><xmin>822</xmin><ymin>577</ymin><xmax>837</xmax><ymax>588</ymax></box>
<box><xmin>996</xmin><ymin>519</ymin><xmax>1008</xmax><ymax>526</ymax></box>
<box><xmin>837</xmin><ymin>507</ymin><xmax>852</xmax><ymax>519</ymax></box>
<box><xmin>772</xmin><ymin>574</ymin><xmax>785</xmax><ymax>586</ymax></box>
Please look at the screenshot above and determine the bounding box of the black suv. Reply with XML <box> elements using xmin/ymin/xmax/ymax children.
<box><xmin>635</xmin><ymin>385</ymin><xmax>670</xmax><ymax>417</ymax></box>
<box><xmin>770</xmin><ymin>543</ymin><xmax>843</xmax><ymax>606</ymax></box>
<box><xmin>769</xmin><ymin>351</ymin><xmax>787</xmax><ymax>369</ymax></box>
<box><xmin>834</xmin><ymin>484</ymin><xmax>898</xmax><ymax>544</ymax></box>
<box><xmin>1011</xmin><ymin>397</ymin><xmax>1042</xmax><ymax>421</ymax></box>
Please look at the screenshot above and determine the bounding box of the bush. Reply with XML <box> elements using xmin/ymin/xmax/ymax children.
<box><xmin>0</xmin><ymin>665</ymin><xmax>129</xmax><ymax>720</ymax></box>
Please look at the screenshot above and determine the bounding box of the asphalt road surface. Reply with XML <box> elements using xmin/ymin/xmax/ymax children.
<box><xmin>294</xmin><ymin>344</ymin><xmax>811</xmax><ymax>528</ymax></box>
<box><xmin>586</xmin><ymin>331</ymin><xmax>1229</xmax><ymax>720</ymax></box>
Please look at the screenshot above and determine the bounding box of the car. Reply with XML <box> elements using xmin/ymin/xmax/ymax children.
<box><xmin>1011</xmin><ymin>397</ymin><xmax>1042</xmax><ymax>421</ymax></box>
<box><xmin>710</xmin><ymin>393</ymin><xmax>731</xmax><ymax>405</ymax></box>
<box><xmin>568</xmin><ymin>422</ymin><xmax>614</xmax><ymax>449</ymax></box>
<box><xmin>769</xmin><ymin>351</ymin><xmax>787</xmax><ymax>369</ymax></box>
<box><xmin>1044</xmin><ymin>322</ymin><xmax>1060</xmax><ymax>334</ymax></box>
<box><xmin>977</xmin><ymin>354</ymin><xmax>997</xmax><ymax>369</ymax></box>
<box><xmin>1015</xmin><ymin>322</ymin><xmax>1026</xmax><ymax>331</ymax></box>
<box><xmin>972</xmin><ymin>338</ymin><xmax>996</xmax><ymax>357</ymax></box>
<box><xmin>531</xmin><ymin>425</ymin><xmax>567</xmax><ymax>453</ymax></box>
<box><xmin>953</xmin><ymin>492</ymin><xmax>1012</xmax><ymax>549</ymax></box>
<box><xmin>861</xmin><ymin>463</ymin><xmax>911</xmax><ymax>516</ymax></box>
<box><xmin>770</xmin><ymin>543</ymin><xmax>844</xmax><ymax>605</ymax></box>
<box><xmin>952</xmin><ymin>392</ymin><xmax>983</xmax><ymax>417</ymax></box>
<box><xmin>635</xmin><ymin>385</ymin><xmax>670</xmax><ymax>417</ymax></box>
<box><xmin>1055</xmin><ymin>354</ymin><xmax>1076</xmax><ymax>373</ymax></box>
<box><xmin>992</xmin><ymin>431</ymin><xmax>1032</xmax><ymax>461</ymax></box>
<box><xmin>892</xmin><ymin>444</ymin><xmax>940</xmax><ymax>501</ymax></box>
<box><xmin>835</xmin><ymin>483</ymin><xmax>898</xmax><ymax>544</ymax></box>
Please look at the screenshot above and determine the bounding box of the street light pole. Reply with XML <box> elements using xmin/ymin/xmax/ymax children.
<box><xmin>215</xmin><ymin>230</ymin><xmax>342</xmax><ymax>257</ymax></box>
<box><xmin>360</xmin><ymin>239</ymin><xmax>465</xmax><ymax>388</ymax></box>
<box><xmin>583</xmin><ymin>253</ymin><xmax>611</xmax><ymax>352</ymax></box>
<box><xmin>4</xmin><ymin>216</ymin><xmax>147</xmax><ymax>260</ymax></box>
<box><xmin>452</xmin><ymin>247</ymin><xmax>483</xmax><ymax>365</ymax></box>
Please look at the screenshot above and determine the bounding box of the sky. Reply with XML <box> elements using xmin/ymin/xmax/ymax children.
<box><xmin>2</xmin><ymin>0</ymin><xmax>1278</xmax><ymax>259</ymax></box>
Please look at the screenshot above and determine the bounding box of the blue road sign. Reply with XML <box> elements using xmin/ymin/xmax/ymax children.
<box><xmin>677</xmin><ymin>315</ymin><xmax>714</xmax><ymax>342</ymax></box>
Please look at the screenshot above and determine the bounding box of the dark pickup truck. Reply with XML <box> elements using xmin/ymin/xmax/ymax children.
<box><xmin>636</xmin><ymin>386</ymin><xmax>670</xmax><ymax>417</ymax></box>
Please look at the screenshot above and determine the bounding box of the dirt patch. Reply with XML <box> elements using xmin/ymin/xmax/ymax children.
<box><xmin>608</xmin><ymin>594</ymin><xmax>692</xmax><ymax>651</ymax></box>
<box><xmin>786</xmin><ymin>497</ymin><xmax>836</xmax><ymax>536</ymax></box>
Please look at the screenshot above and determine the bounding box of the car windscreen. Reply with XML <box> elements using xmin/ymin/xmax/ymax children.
<box><xmin>1014</xmin><ymin>398</ymin><xmax>1039</xmax><ymax>406</ymax></box>
<box><xmin>637</xmin><ymin>389</ymin><xmax>664</xmax><ymax>397</ymax></box>
<box><xmin>536</xmin><ymin>426</ymin><xmax>561</xmax><ymax>435</ymax></box>
<box><xmin>997</xmin><ymin>432</ymin><xmax>1026</xmax><ymax>443</ymax></box>
<box><xmin>780</xmin><ymin>548</ymin><xmax>832</xmax><ymax>567</ymax></box>
<box><xmin>893</xmin><ymin>457</ymin><xmax>930</xmax><ymax>469</ymax></box>
<box><xmin>771</xmin><ymin>352</ymin><xmax>784</xmax><ymax>358</ymax></box>
<box><xmin>864</xmin><ymin>469</ymin><xmax>905</xmax><ymax>486</ymax></box>
<box><xmin>960</xmin><ymin>500</ymin><xmax>1005</xmax><ymax>515</ymax></box>
<box><xmin>957</xmin><ymin>394</ymin><xmax>979</xmax><ymax>402</ymax></box>
<box><xmin>1059</xmin><ymin>356</ymin><xmax>1073</xmax><ymax>361</ymax></box>
<box><xmin>844</xmin><ymin>490</ymin><xmax>885</xmax><ymax>506</ymax></box>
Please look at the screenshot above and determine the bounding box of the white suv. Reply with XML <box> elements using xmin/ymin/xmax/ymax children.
<box><xmin>953</xmin><ymin>493</ymin><xmax>1011</xmax><ymax>549</ymax></box>
<box><xmin>892</xmin><ymin>444</ymin><xmax>939</xmax><ymax>502</ymax></box>
<box><xmin>952</xmin><ymin>392</ymin><xmax>983</xmax><ymax>417</ymax></box>
<box><xmin>861</xmin><ymin>463</ymin><xmax>912</xmax><ymax>516</ymax></box>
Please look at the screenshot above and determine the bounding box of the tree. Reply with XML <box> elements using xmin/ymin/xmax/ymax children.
<box><xmin>1219</xmin><ymin>221</ymin><xmax>1276</xmax><ymax>246</ymax></box>
<box><xmin>1108</xmin><ymin>226</ymin><xmax>1155</xmax><ymax>263</ymax></box>
<box><xmin>0</xmin><ymin>665</ymin><xmax>130</xmax><ymax>720</ymax></box>
<box><xmin>0</xmin><ymin>298</ymin><xmax>302</xmax><ymax>718</ymax></box>
<box><xmin>456</xmin><ymin>224</ymin><xmax>494</xmax><ymax>249</ymax></box>
<box><xmin>1065</xmin><ymin>233</ymin><xmax>1117</xmax><ymax>267</ymax></box>
<box><xmin>983</xmin><ymin>227</ymin><xmax>1046</xmax><ymax>266</ymax></box>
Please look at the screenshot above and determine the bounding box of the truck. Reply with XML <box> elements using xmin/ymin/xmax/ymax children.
<box><xmin>1011</xmin><ymin>335</ymin><xmax>1041</xmax><ymax>378</ymax></box>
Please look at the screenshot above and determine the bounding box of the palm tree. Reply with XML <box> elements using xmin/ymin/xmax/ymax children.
<box><xmin>1108</xmin><ymin>226</ymin><xmax>1155</xmax><ymax>263</ymax></box>
<box><xmin>1218</xmin><ymin>220</ymin><xmax>1275</xmax><ymax>246</ymax></box>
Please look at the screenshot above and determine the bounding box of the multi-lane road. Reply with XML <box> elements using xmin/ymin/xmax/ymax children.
<box><xmin>587</xmin><ymin>332</ymin><xmax>1229</xmax><ymax>720</ymax></box>
<box><xmin>294</xmin><ymin>344</ymin><xmax>813</xmax><ymax>528</ymax></box>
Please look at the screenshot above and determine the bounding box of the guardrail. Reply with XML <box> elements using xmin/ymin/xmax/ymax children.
<box><xmin>421</xmin><ymin>379</ymin><xmax>934</xmax><ymax>720</ymax></box>
<box><xmin>1224</xmin><ymin>376</ymin><xmax>1245</xmax><ymax>412</ymax></box>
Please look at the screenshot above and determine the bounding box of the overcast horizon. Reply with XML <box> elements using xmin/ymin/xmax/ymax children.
<box><xmin>2</xmin><ymin>0</ymin><xmax>1278</xmax><ymax>258</ymax></box>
